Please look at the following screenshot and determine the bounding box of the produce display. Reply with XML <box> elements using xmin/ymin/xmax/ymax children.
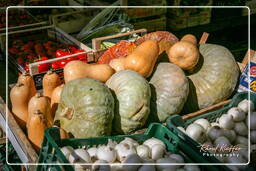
<box><xmin>60</xmin><ymin>137</ymin><xmax>201</xmax><ymax>171</ymax></box>
<box><xmin>180</xmin><ymin>99</ymin><xmax>255</xmax><ymax>170</ymax></box>
<box><xmin>8</xmin><ymin>39</ymin><xmax>87</xmax><ymax>73</ymax></box>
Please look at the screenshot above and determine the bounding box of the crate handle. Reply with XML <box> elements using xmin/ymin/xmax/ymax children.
<box><xmin>92</xmin><ymin>28</ymin><xmax>147</xmax><ymax>51</ymax></box>
<box><xmin>181</xmin><ymin>99</ymin><xmax>231</xmax><ymax>120</ymax></box>
<box><xmin>199</xmin><ymin>32</ymin><xmax>209</xmax><ymax>44</ymax></box>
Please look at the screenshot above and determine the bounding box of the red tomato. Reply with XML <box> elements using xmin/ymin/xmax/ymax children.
<box><xmin>59</xmin><ymin>59</ymin><xmax>67</xmax><ymax>68</ymax></box>
<box><xmin>55</xmin><ymin>50</ymin><xmax>66</xmax><ymax>58</ymax></box>
<box><xmin>35</xmin><ymin>56</ymin><xmax>50</xmax><ymax>73</ymax></box>
<box><xmin>51</xmin><ymin>62</ymin><xmax>60</xmax><ymax>70</ymax></box>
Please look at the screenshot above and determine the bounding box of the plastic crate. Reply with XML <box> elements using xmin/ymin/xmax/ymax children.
<box><xmin>37</xmin><ymin>123</ymin><xmax>225</xmax><ymax>171</ymax></box>
<box><xmin>167</xmin><ymin>92</ymin><xmax>255</xmax><ymax>165</ymax></box>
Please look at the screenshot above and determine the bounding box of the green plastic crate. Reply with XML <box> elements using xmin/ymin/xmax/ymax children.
<box><xmin>167</xmin><ymin>92</ymin><xmax>255</xmax><ymax>167</ymax></box>
<box><xmin>37</xmin><ymin>123</ymin><xmax>226</xmax><ymax>171</ymax></box>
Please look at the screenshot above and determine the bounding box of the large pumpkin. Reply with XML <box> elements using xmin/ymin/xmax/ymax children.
<box><xmin>54</xmin><ymin>78</ymin><xmax>114</xmax><ymax>138</ymax></box>
<box><xmin>184</xmin><ymin>44</ymin><xmax>239</xmax><ymax>112</ymax></box>
<box><xmin>149</xmin><ymin>63</ymin><xmax>189</xmax><ymax>122</ymax></box>
<box><xmin>106</xmin><ymin>70</ymin><xmax>151</xmax><ymax>134</ymax></box>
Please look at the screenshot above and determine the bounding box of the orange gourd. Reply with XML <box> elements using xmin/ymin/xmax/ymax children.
<box><xmin>27</xmin><ymin>109</ymin><xmax>49</xmax><ymax>152</ymax></box>
<box><xmin>10</xmin><ymin>83</ymin><xmax>30</xmax><ymax>129</ymax></box>
<box><xmin>64</xmin><ymin>61</ymin><xmax>115</xmax><ymax>83</ymax></box>
<box><xmin>27</xmin><ymin>93</ymin><xmax>53</xmax><ymax>127</ymax></box>
<box><xmin>180</xmin><ymin>34</ymin><xmax>197</xmax><ymax>45</ymax></box>
<box><xmin>17</xmin><ymin>72</ymin><xmax>36</xmax><ymax>98</ymax></box>
<box><xmin>51</xmin><ymin>84</ymin><xmax>64</xmax><ymax>115</ymax></box>
<box><xmin>109</xmin><ymin>57</ymin><xmax>125</xmax><ymax>72</ymax></box>
<box><xmin>43</xmin><ymin>70</ymin><xmax>61</xmax><ymax>99</ymax></box>
<box><xmin>124</xmin><ymin>40</ymin><xmax>159</xmax><ymax>77</ymax></box>
<box><xmin>167</xmin><ymin>41</ymin><xmax>199</xmax><ymax>70</ymax></box>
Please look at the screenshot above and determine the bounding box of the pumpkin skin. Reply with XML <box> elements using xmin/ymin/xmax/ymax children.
<box><xmin>106</xmin><ymin>70</ymin><xmax>151</xmax><ymax>134</ymax></box>
<box><xmin>184</xmin><ymin>44</ymin><xmax>239</xmax><ymax>112</ymax></box>
<box><xmin>54</xmin><ymin>78</ymin><xmax>114</xmax><ymax>138</ymax></box>
<box><xmin>149</xmin><ymin>63</ymin><xmax>189</xmax><ymax>122</ymax></box>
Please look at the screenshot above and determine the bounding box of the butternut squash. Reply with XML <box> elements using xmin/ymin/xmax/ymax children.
<box><xmin>43</xmin><ymin>70</ymin><xmax>61</xmax><ymax>99</ymax></box>
<box><xmin>64</xmin><ymin>61</ymin><xmax>115</xmax><ymax>83</ymax></box>
<box><xmin>180</xmin><ymin>34</ymin><xmax>197</xmax><ymax>45</ymax></box>
<box><xmin>109</xmin><ymin>57</ymin><xmax>126</xmax><ymax>72</ymax></box>
<box><xmin>10</xmin><ymin>83</ymin><xmax>30</xmax><ymax>129</ymax></box>
<box><xmin>27</xmin><ymin>93</ymin><xmax>53</xmax><ymax>127</ymax></box>
<box><xmin>51</xmin><ymin>84</ymin><xmax>64</xmax><ymax>115</ymax></box>
<box><xmin>27</xmin><ymin>109</ymin><xmax>49</xmax><ymax>152</ymax></box>
<box><xmin>17</xmin><ymin>72</ymin><xmax>36</xmax><ymax>98</ymax></box>
<box><xmin>124</xmin><ymin>40</ymin><xmax>159</xmax><ymax>77</ymax></box>
<box><xmin>167</xmin><ymin>41</ymin><xmax>199</xmax><ymax>70</ymax></box>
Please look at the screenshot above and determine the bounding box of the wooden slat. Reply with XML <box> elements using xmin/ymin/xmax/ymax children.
<box><xmin>0</xmin><ymin>97</ymin><xmax>38</xmax><ymax>165</ymax></box>
<box><xmin>182</xmin><ymin>99</ymin><xmax>231</xmax><ymax>120</ymax></box>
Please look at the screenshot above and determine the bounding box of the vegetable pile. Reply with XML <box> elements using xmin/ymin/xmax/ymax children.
<box><xmin>181</xmin><ymin>99</ymin><xmax>255</xmax><ymax>170</ymax></box>
<box><xmin>61</xmin><ymin>137</ymin><xmax>201</xmax><ymax>171</ymax></box>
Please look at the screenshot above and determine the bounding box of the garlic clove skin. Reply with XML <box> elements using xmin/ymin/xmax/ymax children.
<box><xmin>143</xmin><ymin>137</ymin><xmax>166</xmax><ymax>149</ymax></box>
<box><xmin>115</xmin><ymin>143</ymin><xmax>136</xmax><ymax>162</ymax></box>
<box><xmin>234</xmin><ymin>122</ymin><xmax>248</xmax><ymax>136</ymax></box>
<box><xmin>218</xmin><ymin>114</ymin><xmax>234</xmax><ymax>130</ymax></box>
<box><xmin>151</xmin><ymin>144</ymin><xmax>166</xmax><ymax>160</ymax></box>
<box><xmin>87</xmin><ymin>147</ymin><xmax>98</xmax><ymax>162</ymax></box>
<box><xmin>168</xmin><ymin>154</ymin><xmax>184</xmax><ymax>163</ymax></box>
<box><xmin>207</xmin><ymin>126</ymin><xmax>223</xmax><ymax>142</ymax></box>
<box><xmin>227</xmin><ymin>107</ymin><xmax>246</xmax><ymax>122</ymax></box>
<box><xmin>194</xmin><ymin>118</ymin><xmax>210</xmax><ymax>132</ymax></box>
<box><xmin>61</xmin><ymin>146</ymin><xmax>74</xmax><ymax>159</ymax></box>
<box><xmin>97</xmin><ymin>145</ymin><xmax>117</xmax><ymax>163</ymax></box>
<box><xmin>186</xmin><ymin>123</ymin><xmax>206</xmax><ymax>143</ymax></box>
<box><xmin>136</xmin><ymin>145</ymin><xmax>151</xmax><ymax>159</ymax></box>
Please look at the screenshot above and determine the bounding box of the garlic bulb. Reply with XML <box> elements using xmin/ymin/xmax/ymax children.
<box><xmin>119</xmin><ymin>137</ymin><xmax>139</xmax><ymax>147</ymax></box>
<box><xmin>211</xmin><ymin>122</ymin><xmax>219</xmax><ymax>127</ymax></box>
<box><xmin>251</xmin><ymin>130</ymin><xmax>256</xmax><ymax>143</ymax></box>
<box><xmin>235</xmin><ymin>136</ymin><xmax>248</xmax><ymax>146</ymax></box>
<box><xmin>156</xmin><ymin>158</ymin><xmax>179</xmax><ymax>171</ymax></box>
<box><xmin>218</xmin><ymin>114</ymin><xmax>234</xmax><ymax>130</ymax></box>
<box><xmin>227</xmin><ymin>107</ymin><xmax>245</xmax><ymax>122</ymax></box>
<box><xmin>207</xmin><ymin>126</ymin><xmax>223</xmax><ymax>141</ymax></box>
<box><xmin>151</xmin><ymin>144</ymin><xmax>165</xmax><ymax>160</ymax></box>
<box><xmin>168</xmin><ymin>154</ymin><xmax>184</xmax><ymax>163</ymax></box>
<box><xmin>214</xmin><ymin>136</ymin><xmax>231</xmax><ymax>147</ymax></box>
<box><xmin>238</xmin><ymin>99</ymin><xmax>254</xmax><ymax>113</ymax></box>
<box><xmin>123</xmin><ymin>154</ymin><xmax>142</xmax><ymax>171</ymax></box>
<box><xmin>226</xmin><ymin>155</ymin><xmax>247</xmax><ymax>170</ymax></box>
<box><xmin>178</xmin><ymin>126</ymin><xmax>186</xmax><ymax>133</ymax></box>
<box><xmin>250</xmin><ymin>112</ymin><xmax>256</xmax><ymax>130</ymax></box>
<box><xmin>194</xmin><ymin>118</ymin><xmax>210</xmax><ymax>132</ymax></box>
<box><xmin>97</xmin><ymin>145</ymin><xmax>116</xmax><ymax>163</ymax></box>
<box><xmin>186</xmin><ymin>123</ymin><xmax>206</xmax><ymax>143</ymax></box>
<box><xmin>69</xmin><ymin>148</ymin><xmax>91</xmax><ymax>163</ymax></box>
<box><xmin>184</xmin><ymin>165</ymin><xmax>201</xmax><ymax>171</ymax></box>
<box><xmin>92</xmin><ymin>160</ymin><xmax>110</xmax><ymax>171</ymax></box>
<box><xmin>222</xmin><ymin>129</ymin><xmax>236</xmax><ymax>143</ymax></box>
<box><xmin>61</xmin><ymin>146</ymin><xmax>74</xmax><ymax>159</ymax></box>
<box><xmin>234</xmin><ymin>122</ymin><xmax>248</xmax><ymax>136</ymax></box>
<box><xmin>143</xmin><ymin>137</ymin><xmax>166</xmax><ymax>149</ymax></box>
<box><xmin>138</xmin><ymin>165</ymin><xmax>156</xmax><ymax>171</ymax></box>
<box><xmin>136</xmin><ymin>145</ymin><xmax>151</xmax><ymax>159</ymax></box>
<box><xmin>87</xmin><ymin>147</ymin><xmax>98</xmax><ymax>162</ymax></box>
<box><xmin>115</xmin><ymin>143</ymin><xmax>136</xmax><ymax>162</ymax></box>
<box><xmin>107</xmin><ymin>139</ymin><xmax>117</xmax><ymax>149</ymax></box>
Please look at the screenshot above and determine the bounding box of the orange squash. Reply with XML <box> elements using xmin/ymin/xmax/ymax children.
<box><xmin>27</xmin><ymin>93</ymin><xmax>53</xmax><ymax>127</ymax></box>
<box><xmin>17</xmin><ymin>72</ymin><xmax>36</xmax><ymax>98</ymax></box>
<box><xmin>10</xmin><ymin>83</ymin><xmax>30</xmax><ymax>129</ymax></box>
<box><xmin>109</xmin><ymin>57</ymin><xmax>126</xmax><ymax>72</ymax></box>
<box><xmin>64</xmin><ymin>61</ymin><xmax>115</xmax><ymax>83</ymax></box>
<box><xmin>27</xmin><ymin>109</ymin><xmax>49</xmax><ymax>152</ymax></box>
<box><xmin>181</xmin><ymin>34</ymin><xmax>197</xmax><ymax>45</ymax></box>
<box><xmin>51</xmin><ymin>84</ymin><xmax>64</xmax><ymax>115</ymax></box>
<box><xmin>43</xmin><ymin>70</ymin><xmax>61</xmax><ymax>99</ymax></box>
<box><xmin>167</xmin><ymin>41</ymin><xmax>199</xmax><ymax>70</ymax></box>
<box><xmin>124</xmin><ymin>40</ymin><xmax>159</xmax><ymax>77</ymax></box>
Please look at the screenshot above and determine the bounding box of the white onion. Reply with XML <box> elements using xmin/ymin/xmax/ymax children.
<box><xmin>184</xmin><ymin>165</ymin><xmax>201</xmax><ymax>171</ymax></box>
<box><xmin>61</xmin><ymin>146</ymin><xmax>74</xmax><ymax>159</ymax></box>
<box><xmin>250</xmin><ymin>112</ymin><xmax>256</xmax><ymax>130</ymax></box>
<box><xmin>218</xmin><ymin>114</ymin><xmax>234</xmax><ymax>130</ymax></box>
<box><xmin>186</xmin><ymin>123</ymin><xmax>206</xmax><ymax>143</ymax></box>
<box><xmin>251</xmin><ymin>130</ymin><xmax>256</xmax><ymax>143</ymax></box>
<box><xmin>238</xmin><ymin>99</ymin><xmax>255</xmax><ymax>113</ymax></box>
<box><xmin>136</xmin><ymin>145</ymin><xmax>151</xmax><ymax>159</ymax></box>
<box><xmin>222</xmin><ymin>129</ymin><xmax>236</xmax><ymax>143</ymax></box>
<box><xmin>194</xmin><ymin>118</ymin><xmax>210</xmax><ymax>132</ymax></box>
<box><xmin>119</xmin><ymin>137</ymin><xmax>139</xmax><ymax>147</ymax></box>
<box><xmin>143</xmin><ymin>137</ymin><xmax>166</xmax><ymax>149</ymax></box>
<box><xmin>156</xmin><ymin>158</ymin><xmax>179</xmax><ymax>171</ymax></box>
<box><xmin>122</xmin><ymin>154</ymin><xmax>142</xmax><ymax>171</ymax></box>
<box><xmin>115</xmin><ymin>143</ymin><xmax>136</xmax><ymax>162</ymax></box>
<box><xmin>235</xmin><ymin>136</ymin><xmax>248</xmax><ymax>146</ymax></box>
<box><xmin>151</xmin><ymin>144</ymin><xmax>165</xmax><ymax>160</ymax></box>
<box><xmin>207</xmin><ymin>126</ymin><xmax>223</xmax><ymax>141</ymax></box>
<box><xmin>87</xmin><ymin>147</ymin><xmax>98</xmax><ymax>162</ymax></box>
<box><xmin>168</xmin><ymin>154</ymin><xmax>184</xmax><ymax>163</ymax></box>
<box><xmin>234</xmin><ymin>122</ymin><xmax>248</xmax><ymax>136</ymax></box>
<box><xmin>97</xmin><ymin>145</ymin><xmax>116</xmax><ymax>163</ymax></box>
<box><xmin>227</xmin><ymin>107</ymin><xmax>246</xmax><ymax>122</ymax></box>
